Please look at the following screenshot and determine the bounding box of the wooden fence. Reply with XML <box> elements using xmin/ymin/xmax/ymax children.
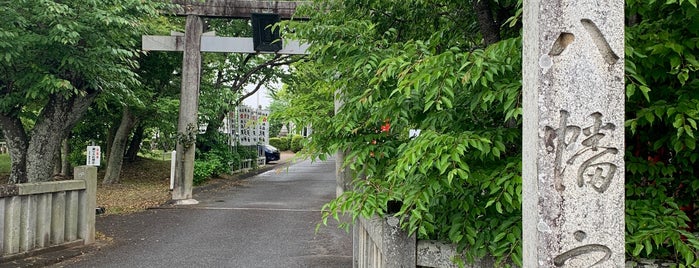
<box><xmin>0</xmin><ymin>166</ymin><xmax>97</xmax><ymax>261</ymax></box>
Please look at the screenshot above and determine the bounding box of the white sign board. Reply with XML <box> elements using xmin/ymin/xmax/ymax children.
<box><xmin>235</xmin><ymin>105</ymin><xmax>269</xmax><ymax>146</ymax></box>
<box><xmin>86</xmin><ymin>146</ymin><xmax>101</xmax><ymax>166</ymax></box>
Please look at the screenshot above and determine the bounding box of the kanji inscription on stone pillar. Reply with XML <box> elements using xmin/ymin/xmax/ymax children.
<box><xmin>522</xmin><ymin>0</ymin><xmax>625</xmax><ymax>267</ymax></box>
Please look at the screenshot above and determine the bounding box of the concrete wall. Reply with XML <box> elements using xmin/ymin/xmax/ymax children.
<box><xmin>353</xmin><ymin>215</ymin><xmax>680</xmax><ymax>268</ymax></box>
<box><xmin>0</xmin><ymin>166</ymin><xmax>96</xmax><ymax>261</ymax></box>
<box><xmin>352</xmin><ymin>215</ymin><xmax>502</xmax><ymax>268</ymax></box>
<box><xmin>354</xmin><ymin>215</ymin><xmax>415</xmax><ymax>268</ymax></box>
<box><xmin>416</xmin><ymin>241</ymin><xmax>497</xmax><ymax>268</ymax></box>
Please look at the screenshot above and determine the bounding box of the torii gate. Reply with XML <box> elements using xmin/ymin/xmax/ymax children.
<box><xmin>143</xmin><ymin>0</ymin><xmax>308</xmax><ymax>204</ymax></box>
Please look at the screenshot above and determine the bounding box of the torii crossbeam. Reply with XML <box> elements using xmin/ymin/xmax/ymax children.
<box><xmin>170</xmin><ymin>0</ymin><xmax>305</xmax><ymax>18</ymax></box>
<box><xmin>144</xmin><ymin>1</ymin><xmax>308</xmax><ymax>204</ymax></box>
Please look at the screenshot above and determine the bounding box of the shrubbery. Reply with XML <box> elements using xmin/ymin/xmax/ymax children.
<box><xmin>193</xmin><ymin>158</ymin><xmax>219</xmax><ymax>185</ymax></box>
<box><xmin>193</xmin><ymin>145</ymin><xmax>256</xmax><ymax>185</ymax></box>
<box><xmin>269</xmin><ymin>137</ymin><xmax>290</xmax><ymax>151</ymax></box>
<box><xmin>290</xmin><ymin>135</ymin><xmax>304</xmax><ymax>153</ymax></box>
<box><xmin>193</xmin><ymin>148</ymin><xmax>230</xmax><ymax>185</ymax></box>
<box><xmin>270</xmin><ymin>136</ymin><xmax>304</xmax><ymax>152</ymax></box>
<box><xmin>237</xmin><ymin>145</ymin><xmax>259</xmax><ymax>160</ymax></box>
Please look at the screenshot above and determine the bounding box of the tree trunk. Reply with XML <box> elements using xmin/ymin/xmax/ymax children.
<box><xmin>25</xmin><ymin>93</ymin><xmax>97</xmax><ymax>182</ymax></box>
<box><xmin>103</xmin><ymin>106</ymin><xmax>136</xmax><ymax>185</ymax></box>
<box><xmin>472</xmin><ymin>0</ymin><xmax>501</xmax><ymax>46</ymax></box>
<box><xmin>0</xmin><ymin>114</ymin><xmax>29</xmax><ymax>184</ymax></box>
<box><xmin>53</xmin><ymin>146</ymin><xmax>61</xmax><ymax>176</ymax></box>
<box><xmin>196</xmin><ymin>112</ymin><xmax>227</xmax><ymax>152</ymax></box>
<box><xmin>125</xmin><ymin>123</ymin><xmax>144</xmax><ymax>162</ymax></box>
<box><xmin>102</xmin><ymin>121</ymin><xmax>118</xmax><ymax>170</ymax></box>
<box><xmin>472</xmin><ymin>0</ymin><xmax>518</xmax><ymax>129</ymax></box>
<box><xmin>61</xmin><ymin>138</ymin><xmax>71</xmax><ymax>176</ymax></box>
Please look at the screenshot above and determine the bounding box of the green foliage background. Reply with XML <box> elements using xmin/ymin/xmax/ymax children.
<box><xmin>624</xmin><ymin>0</ymin><xmax>699</xmax><ymax>264</ymax></box>
<box><xmin>274</xmin><ymin>0</ymin><xmax>699</xmax><ymax>266</ymax></box>
<box><xmin>1</xmin><ymin>0</ymin><xmax>698</xmax><ymax>265</ymax></box>
<box><xmin>0</xmin><ymin>0</ymin><xmax>168</xmax><ymax>183</ymax></box>
<box><xmin>193</xmin><ymin>143</ymin><xmax>258</xmax><ymax>185</ymax></box>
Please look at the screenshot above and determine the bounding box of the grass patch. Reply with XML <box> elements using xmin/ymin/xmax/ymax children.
<box><xmin>96</xmin><ymin>157</ymin><xmax>172</xmax><ymax>215</ymax></box>
<box><xmin>139</xmin><ymin>150</ymin><xmax>174</xmax><ymax>161</ymax></box>
<box><xmin>0</xmin><ymin>154</ymin><xmax>10</xmax><ymax>179</ymax></box>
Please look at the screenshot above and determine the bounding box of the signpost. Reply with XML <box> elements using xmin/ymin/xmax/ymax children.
<box><xmin>233</xmin><ymin>105</ymin><xmax>269</xmax><ymax>146</ymax></box>
<box><xmin>86</xmin><ymin>146</ymin><xmax>101</xmax><ymax>166</ymax></box>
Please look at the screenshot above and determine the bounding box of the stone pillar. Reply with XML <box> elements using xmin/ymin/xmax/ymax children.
<box><xmin>352</xmin><ymin>223</ymin><xmax>359</xmax><ymax>268</ymax></box>
<box><xmin>381</xmin><ymin>216</ymin><xmax>416</xmax><ymax>268</ymax></box>
<box><xmin>173</xmin><ymin>15</ymin><xmax>203</xmax><ymax>204</ymax></box>
<box><xmin>335</xmin><ymin>149</ymin><xmax>351</xmax><ymax>197</ymax></box>
<box><xmin>75</xmin><ymin>165</ymin><xmax>97</xmax><ymax>244</ymax></box>
<box><xmin>356</xmin><ymin>215</ymin><xmax>416</xmax><ymax>268</ymax></box>
<box><xmin>522</xmin><ymin>0</ymin><xmax>625</xmax><ymax>267</ymax></box>
<box><xmin>0</xmin><ymin>198</ymin><xmax>4</xmax><ymax>254</ymax></box>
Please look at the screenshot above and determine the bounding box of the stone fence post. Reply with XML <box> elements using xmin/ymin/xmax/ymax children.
<box><xmin>355</xmin><ymin>215</ymin><xmax>416</xmax><ymax>268</ymax></box>
<box><xmin>74</xmin><ymin>165</ymin><xmax>97</xmax><ymax>244</ymax></box>
<box><xmin>382</xmin><ymin>216</ymin><xmax>415</xmax><ymax>267</ymax></box>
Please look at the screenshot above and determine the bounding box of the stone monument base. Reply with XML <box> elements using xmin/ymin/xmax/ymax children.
<box><xmin>172</xmin><ymin>199</ymin><xmax>199</xmax><ymax>205</ymax></box>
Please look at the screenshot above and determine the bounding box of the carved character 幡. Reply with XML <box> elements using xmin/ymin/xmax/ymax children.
<box><xmin>545</xmin><ymin>111</ymin><xmax>619</xmax><ymax>193</ymax></box>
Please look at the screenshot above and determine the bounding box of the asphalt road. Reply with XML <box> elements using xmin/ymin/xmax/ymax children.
<box><xmin>53</xmin><ymin>159</ymin><xmax>352</xmax><ymax>268</ymax></box>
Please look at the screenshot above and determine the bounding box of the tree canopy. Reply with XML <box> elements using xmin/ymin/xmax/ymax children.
<box><xmin>0</xmin><ymin>0</ymin><xmax>163</xmax><ymax>183</ymax></box>
<box><xmin>0</xmin><ymin>1</ymin><xmax>297</xmax><ymax>185</ymax></box>
<box><xmin>277</xmin><ymin>0</ymin><xmax>699</xmax><ymax>265</ymax></box>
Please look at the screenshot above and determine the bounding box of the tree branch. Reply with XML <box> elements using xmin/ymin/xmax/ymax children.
<box><xmin>472</xmin><ymin>0</ymin><xmax>500</xmax><ymax>46</ymax></box>
<box><xmin>233</xmin><ymin>53</ymin><xmax>257</xmax><ymax>86</ymax></box>
<box><xmin>235</xmin><ymin>73</ymin><xmax>273</xmax><ymax>107</ymax></box>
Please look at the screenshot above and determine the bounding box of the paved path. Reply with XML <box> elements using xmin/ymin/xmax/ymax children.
<box><xmin>53</xmin><ymin>159</ymin><xmax>352</xmax><ymax>268</ymax></box>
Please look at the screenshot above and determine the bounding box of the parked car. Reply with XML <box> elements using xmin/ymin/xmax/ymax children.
<box><xmin>259</xmin><ymin>144</ymin><xmax>280</xmax><ymax>163</ymax></box>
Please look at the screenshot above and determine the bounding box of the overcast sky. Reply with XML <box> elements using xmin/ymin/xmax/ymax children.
<box><xmin>242</xmin><ymin>83</ymin><xmax>275</xmax><ymax>110</ymax></box>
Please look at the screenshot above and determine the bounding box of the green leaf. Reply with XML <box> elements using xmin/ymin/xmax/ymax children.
<box><xmin>644</xmin><ymin>238</ymin><xmax>653</xmax><ymax>256</ymax></box>
<box><xmin>639</xmin><ymin>86</ymin><xmax>651</xmax><ymax>102</ymax></box>
<box><xmin>486</xmin><ymin>199</ymin><xmax>495</xmax><ymax>208</ymax></box>
<box><xmin>674</xmin><ymin>115</ymin><xmax>685</xmax><ymax>128</ymax></box>
<box><xmin>633</xmin><ymin>243</ymin><xmax>644</xmax><ymax>256</ymax></box>
<box><xmin>493</xmin><ymin>232</ymin><xmax>506</xmax><ymax>243</ymax></box>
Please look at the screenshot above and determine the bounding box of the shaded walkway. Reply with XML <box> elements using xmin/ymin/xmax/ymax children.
<box><xmin>53</xmin><ymin>159</ymin><xmax>352</xmax><ymax>268</ymax></box>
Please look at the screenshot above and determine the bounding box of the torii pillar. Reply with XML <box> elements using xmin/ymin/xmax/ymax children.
<box><xmin>144</xmin><ymin>1</ymin><xmax>308</xmax><ymax>204</ymax></box>
<box><xmin>172</xmin><ymin>14</ymin><xmax>202</xmax><ymax>203</ymax></box>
